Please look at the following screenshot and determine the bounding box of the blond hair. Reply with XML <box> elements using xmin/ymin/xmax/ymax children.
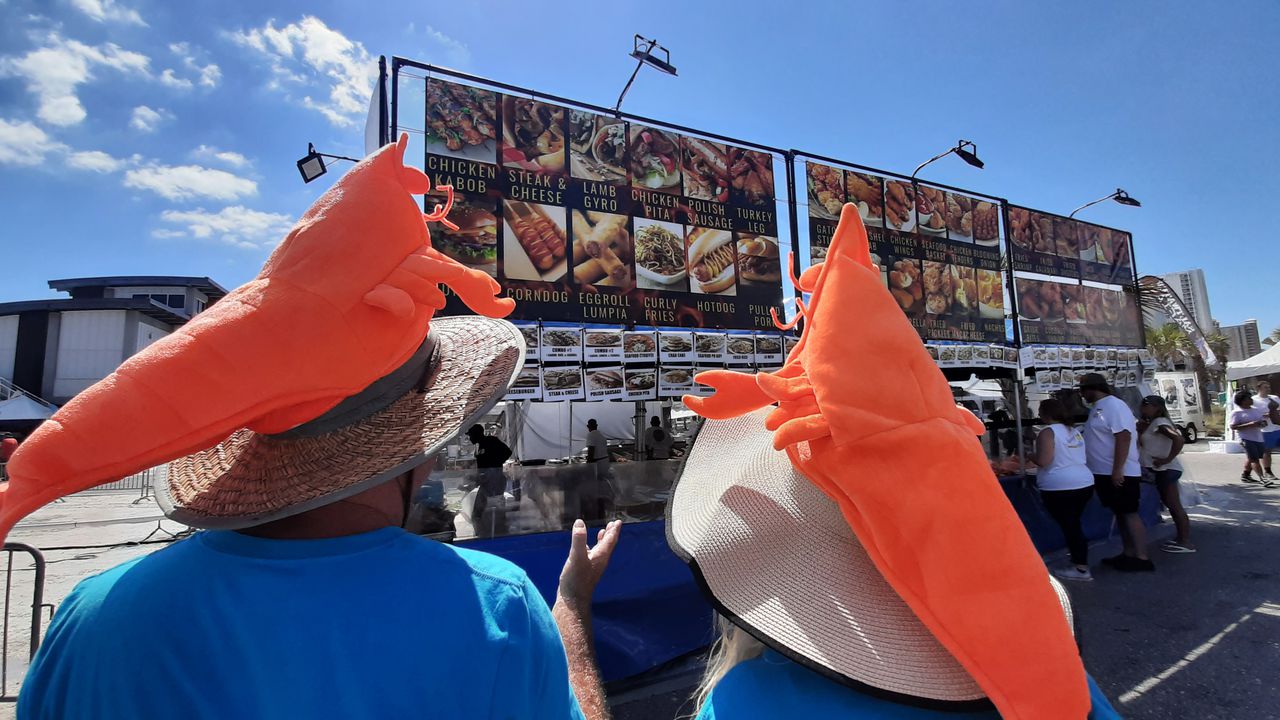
<box><xmin>691</xmin><ymin>615</ymin><xmax>765</xmax><ymax>715</ymax></box>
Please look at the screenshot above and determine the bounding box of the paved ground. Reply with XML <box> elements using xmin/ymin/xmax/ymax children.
<box><xmin>1</xmin><ymin>449</ymin><xmax>1277</xmax><ymax>718</ymax></box>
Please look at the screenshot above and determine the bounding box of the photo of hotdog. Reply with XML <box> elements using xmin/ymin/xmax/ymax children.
<box><xmin>501</xmin><ymin>97</ymin><xmax>566</xmax><ymax>172</ymax></box>
<box><xmin>727</xmin><ymin>147</ymin><xmax>774</xmax><ymax>205</ymax></box>
<box><xmin>686</xmin><ymin>227</ymin><xmax>737</xmax><ymax>296</ymax></box>
<box><xmin>570</xmin><ymin>111</ymin><xmax>627</xmax><ymax>183</ymax></box>
<box><xmin>736</xmin><ymin>234</ymin><xmax>780</xmax><ymax>285</ymax></box>
<box><xmin>502</xmin><ymin>200</ymin><xmax>567</xmax><ymax>282</ymax></box>
<box><xmin>682</xmin><ymin>137</ymin><xmax>730</xmax><ymax>202</ymax></box>
<box><xmin>571</xmin><ymin>210</ymin><xmax>635</xmax><ymax>290</ymax></box>
<box><xmin>629</xmin><ymin>125</ymin><xmax>682</xmax><ymax>191</ymax></box>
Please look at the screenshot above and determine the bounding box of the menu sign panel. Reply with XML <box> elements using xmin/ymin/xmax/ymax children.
<box><xmin>1008</xmin><ymin>206</ymin><xmax>1133</xmax><ymax>285</ymax></box>
<box><xmin>802</xmin><ymin>161</ymin><xmax>1006</xmax><ymax>343</ymax></box>
<box><xmin>1016</xmin><ymin>279</ymin><xmax>1143</xmax><ymax>346</ymax></box>
<box><xmin>424</xmin><ymin>78</ymin><xmax>783</xmax><ymax>330</ymax></box>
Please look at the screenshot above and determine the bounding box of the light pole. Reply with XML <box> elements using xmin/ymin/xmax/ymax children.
<box><xmin>1068</xmin><ymin>188</ymin><xmax>1141</xmax><ymax>218</ymax></box>
<box><xmin>911</xmin><ymin>140</ymin><xmax>983</xmax><ymax>179</ymax></box>
<box><xmin>296</xmin><ymin>143</ymin><xmax>360</xmax><ymax>184</ymax></box>
<box><xmin>613</xmin><ymin>35</ymin><xmax>677</xmax><ymax>116</ymax></box>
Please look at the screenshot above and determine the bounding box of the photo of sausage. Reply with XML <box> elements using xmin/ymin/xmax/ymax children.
<box><xmin>502</xmin><ymin>200</ymin><xmax>568</xmax><ymax>282</ymax></box>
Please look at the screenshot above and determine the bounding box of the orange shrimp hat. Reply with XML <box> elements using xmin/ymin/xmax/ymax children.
<box><xmin>1</xmin><ymin>134</ymin><xmax>520</xmax><ymax>536</ymax></box>
<box><xmin>682</xmin><ymin>204</ymin><xmax>1090</xmax><ymax>719</ymax></box>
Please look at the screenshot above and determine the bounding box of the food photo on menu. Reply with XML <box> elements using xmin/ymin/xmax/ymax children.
<box><xmin>425</xmin><ymin>80</ymin><xmax>499</xmax><ymax>162</ymax></box>
<box><xmin>807</xmin><ymin>162</ymin><xmax>845</xmax><ymax>220</ymax></box>
<box><xmin>542</xmin><ymin>328</ymin><xmax>582</xmax><ymax>350</ymax></box>
<box><xmin>502</xmin><ymin>200</ymin><xmax>567</xmax><ymax>282</ymax></box>
<box><xmin>695</xmin><ymin>333</ymin><xmax>726</xmax><ymax>355</ymax></box>
<box><xmin>845</xmin><ymin>171</ymin><xmax>884</xmax><ymax>227</ymax></box>
<box><xmin>586</xmin><ymin>368</ymin><xmax>625</xmax><ymax>392</ymax></box>
<box><xmin>629</xmin><ymin>125</ymin><xmax>682</xmax><ymax>192</ymax></box>
<box><xmin>884</xmin><ymin>179</ymin><xmax>917</xmax><ymax>232</ymax></box>
<box><xmin>972</xmin><ymin>201</ymin><xmax>1000</xmax><ymax>245</ymax></box>
<box><xmin>682</xmin><ymin>137</ymin><xmax>730</xmax><ymax>202</ymax></box>
<box><xmin>501</xmin><ymin>96</ymin><xmax>566</xmax><ymax>172</ymax></box>
<box><xmin>915</xmin><ymin>186</ymin><xmax>948</xmax><ymax>236</ymax></box>
<box><xmin>434</xmin><ymin>196</ymin><xmax>499</xmax><ymax>278</ymax></box>
<box><xmin>571</xmin><ymin>210</ymin><xmax>635</xmax><ymax>290</ymax></box>
<box><xmin>884</xmin><ymin>255</ymin><xmax>924</xmax><ymax>315</ymax></box>
<box><xmin>923</xmin><ymin>260</ymin><xmax>953</xmax><ymax>315</ymax></box>
<box><xmin>633</xmin><ymin>218</ymin><xmax>688</xmax><ymax>291</ymax></box>
<box><xmin>512</xmin><ymin>366</ymin><xmax>542</xmax><ymax>390</ymax></box>
<box><xmin>1008</xmin><ymin>208</ymin><xmax>1055</xmax><ymax>255</ymax></box>
<box><xmin>543</xmin><ymin>366</ymin><xmax>583</xmax><ymax>391</ymax></box>
<box><xmin>735</xmin><ymin>234</ymin><xmax>781</xmax><ymax>287</ymax></box>
<box><xmin>660</xmin><ymin>333</ymin><xmax>693</xmax><ymax>353</ymax></box>
<box><xmin>944</xmin><ymin>192</ymin><xmax>976</xmax><ymax>241</ymax></box>
<box><xmin>977</xmin><ymin>269</ymin><xmax>1004</xmax><ymax>319</ymax></box>
<box><xmin>569</xmin><ymin>111</ymin><xmax>627</xmax><ymax>183</ymax></box>
<box><xmin>584</xmin><ymin>330</ymin><xmax>622</xmax><ymax>348</ymax></box>
<box><xmin>1062</xmin><ymin>285</ymin><xmax>1087</xmax><ymax>324</ymax></box>
<box><xmin>754</xmin><ymin>335</ymin><xmax>783</xmax><ymax>356</ymax></box>
<box><xmin>1053</xmin><ymin>217</ymin><xmax>1078</xmax><ymax>260</ymax></box>
<box><xmin>951</xmin><ymin>265</ymin><xmax>978</xmax><ymax>317</ymax></box>
<box><xmin>686</xmin><ymin>227</ymin><xmax>737</xmax><ymax>296</ymax></box>
<box><xmin>728</xmin><ymin>147</ymin><xmax>774</xmax><ymax>205</ymax></box>
<box><xmin>726</xmin><ymin>336</ymin><xmax>756</xmax><ymax>356</ymax></box>
<box><xmin>624</xmin><ymin>332</ymin><xmax>656</xmax><ymax>355</ymax></box>
<box><xmin>625</xmin><ymin>368</ymin><xmax>657</xmax><ymax>392</ymax></box>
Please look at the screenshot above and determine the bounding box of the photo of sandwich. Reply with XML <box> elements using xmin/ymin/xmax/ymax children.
<box><xmin>736</xmin><ymin>234</ymin><xmax>780</xmax><ymax>286</ymax></box>
<box><xmin>425</xmin><ymin>79</ymin><xmax>498</xmax><ymax>162</ymax></box>
<box><xmin>686</xmin><ymin>227</ymin><xmax>737</xmax><ymax>296</ymax></box>
<box><xmin>503</xmin><ymin>200</ymin><xmax>567</xmax><ymax>282</ymax></box>
<box><xmin>569</xmin><ymin>114</ymin><xmax>628</xmax><ymax>183</ymax></box>
<box><xmin>629</xmin><ymin>125</ymin><xmax>682</xmax><ymax>192</ymax></box>
<box><xmin>435</xmin><ymin>200</ymin><xmax>498</xmax><ymax>277</ymax></box>
<box><xmin>682</xmin><ymin>137</ymin><xmax>730</xmax><ymax>202</ymax></box>
<box><xmin>501</xmin><ymin>97</ymin><xmax>566</xmax><ymax>172</ymax></box>
<box><xmin>807</xmin><ymin>162</ymin><xmax>845</xmax><ymax>219</ymax></box>
<box><xmin>728</xmin><ymin>147</ymin><xmax>774</xmax><ymax>205</ymax></box>
<box><xmin>543</xmin><ymin>368</ymin><xmax>583</xmax><ymax>391</ymax></box>
<box><xmin>513</xmin><ymin>367</ymin><xmax>541</xmax><ymax>389</ymax></box>
<box><xmin>587</xmin><ymin>369</ymin><xmax>624</xmax><ymax>390</ymax></box>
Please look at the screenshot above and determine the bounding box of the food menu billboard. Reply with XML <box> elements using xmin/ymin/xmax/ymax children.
<box><xmin>421</xmin><ymin>76</ymin><xmax>783</xmax><ymax>330</ymax></box>
<box><xmin>801</xmin><ymin>158</ymin><xmax>1006</xmax><ymax>344</ymax></box>
<box><xmin>1014</xmin><ymin>278</ymin><xmax>1144</xmax><ymax>347</ymax></box>
<box><xmin>1006</xmin><ymin>206</ymin><xmax>1134</xmax><ymax>284</ymax></box>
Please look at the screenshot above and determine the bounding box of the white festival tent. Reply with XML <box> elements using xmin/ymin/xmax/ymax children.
<box><xmin>1226</xmin><ymin>343</ymin><xmax>1280</xmax><ymax>381</ymax></box>
<box><xmin>0</xmin><ymin>394</ymin><xmax>57</xmax><ymax>422</ymax></box>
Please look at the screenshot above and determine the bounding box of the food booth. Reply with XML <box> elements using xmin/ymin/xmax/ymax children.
<box><xmin>373</xmin><ymin>55</ymin><xmax>1155</xmax><ymax>682</ymax></box>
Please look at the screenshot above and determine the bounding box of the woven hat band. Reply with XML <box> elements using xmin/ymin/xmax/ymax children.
<box><xmin>271</xmin><ymin>332</ymin><xmax>440</xmax><ymax>440</ymax></box>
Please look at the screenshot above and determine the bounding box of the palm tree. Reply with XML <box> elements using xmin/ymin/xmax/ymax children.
<box><xmin>1205</xmin><ymin>333</ymin><xmax>1231</xmax><ymax>367</ymax></box>
<box><xmin>1267</xmin><ymin>327</ymin><xmax>1280</xmax><ymax>347</ymax></box>
<box><xmin>1145</xmin><ymin>324</ymin><xmax>1189</xmax><ymax>370</ymax></box>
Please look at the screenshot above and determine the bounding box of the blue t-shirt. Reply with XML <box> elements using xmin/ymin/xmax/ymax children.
<box><xmin>19</xmin><ymin>528</ymin><xmax>584</xmax><ymax>720</ymax></box>
<box><xmin>697</xmin><ymin>651</ymin><xmax>1121</xmax><ymax>719</ymax></box>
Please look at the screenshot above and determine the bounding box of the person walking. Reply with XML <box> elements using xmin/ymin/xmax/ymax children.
<box><xmin>465</xmin><ymin>423</ymin><xmax>514</xmax><ymax>536</ymax></box>
<box><xmin>1139</xmin><ymin>396</ymin><xmax>1193</xmax><ymax>553</ymax></box>
<box><xmin>1251</xmin><ymin>381</ymin><xmax>1280</xmax><ymax>482</ymax></box>
<box><xmin>5</xmin><ymin>138</ymin><xmax>620</xmax><ymax>720</ymax></box>
<box><xmin>1079</xmin><ymin>373</ymin><xmax>1153</xmax><ymax>572</ymax></box>
<box><xmin>1231</xmin><ymin>390</ymin><xmax>1273</xmax><ymax>487</ymax></box>
<box><xmin>1032</xmin><ymin>398</ymin><xmax>1096</xmax><ymax>581</ymax></box>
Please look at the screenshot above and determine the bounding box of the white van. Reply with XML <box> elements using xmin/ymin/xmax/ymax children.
<box><xmin>1153</xmin><ymin>371</ymin><xmax>1204</xmax><ymax>442</ymax></box>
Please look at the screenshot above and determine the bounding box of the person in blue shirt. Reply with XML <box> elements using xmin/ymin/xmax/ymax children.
<box><xmin>18</xmin><ymin>317</ymin><xmax>621</xmax><ymax>720</ymax></box>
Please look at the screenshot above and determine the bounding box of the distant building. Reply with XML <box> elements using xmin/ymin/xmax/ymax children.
<box><xmin>0</xmin><ymin>276</ymin><xmax>226</xmax><ymax>405</ymax></box>
<box><xmin>1158</xmin><ymin>269</ymin><xmax>1214</xmax><ymax>334</ymax></box>
<box><xmin>1220</xmin><ymin>319</ymin><xmax>1263</xmax><ymax>362</ymax></box>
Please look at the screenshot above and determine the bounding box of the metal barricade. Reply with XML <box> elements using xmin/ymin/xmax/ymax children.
<box><xmin>1</xmin><ymin>543</ymin><xmax>49</xmax><ymax>702</ymax></box>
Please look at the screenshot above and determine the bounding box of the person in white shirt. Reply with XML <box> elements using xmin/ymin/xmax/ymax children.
<box><xmin>1032</xmin><ymin>398</ymin><xmax>1096</xmax><ymax>582</ymax></box>
<box><xmin>1078</xmin><ymin>373</ymin><xmax>1153</xmax><ymax>572</ymax></box>
<box><xmin>1138</xmin><ymin>396</ymin><xmax>1192</xmax><ymax>553</ymax></box>
<box><xmin>1251</xmin><ymin>380</ymin><xmax>1280</xmax><ymax>482</ymax></box>
<box><xmin>581</xmin><ymin>419</ymin><xmax>613</xmax><ymax>520</ymax></box>
<box><xmin>643</xmin><ymin>416</ymin><xmax>674</xmax><ymax>460</ymax></box>
<box><xmin>1230</xmin><ymin>390</ymin><xmax>1272</xmax><ymax>486</ymax></box>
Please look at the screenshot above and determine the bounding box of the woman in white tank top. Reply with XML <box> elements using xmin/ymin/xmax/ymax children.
<box><xmin>1033</xmin><ymin>398</ymin><xmax>1095</xmax><ymax>581</ymax></box>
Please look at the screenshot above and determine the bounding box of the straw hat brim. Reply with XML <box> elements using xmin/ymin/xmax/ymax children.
<box><xmin>667</xmin><ymin>408</ymin><xmax>1075</xmax><ymax>711</ymax></box>
<box><xmin>157</xmin><ymin>317</ymin><xmax>523</xmax><ymax>529</ymax></box>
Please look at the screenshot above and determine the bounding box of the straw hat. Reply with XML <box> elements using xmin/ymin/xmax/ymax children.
<box><xmin>667</xmin><ymin>407</ymin><xmax>1075</xmax><ymax>711</ymax></box>
<box><xmin>157</xmin><ymin>316</ymin><xmax>523</xmax><ymax>529</ymax></box>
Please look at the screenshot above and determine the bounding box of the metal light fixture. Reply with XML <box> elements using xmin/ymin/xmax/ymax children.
<box><xmin>911</xmin><ymin>140</ymin><xmax>983</xmax><ymax>179</ymax></box>
<box><xmin>296</xmin><ymin>143</ymin><xmax>360</xmax><ymax>184</ymax></box>
<box><xmin>1069</xmin><ymin>188</ymin><xmax>1142</xmax><ymax>218</ymax></box>
<box><xmin>614</xmin><ymin>35</ymin><xmax>677</xmax><ymax>115</ymax></box>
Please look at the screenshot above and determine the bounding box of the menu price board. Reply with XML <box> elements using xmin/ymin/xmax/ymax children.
<box><xmin>694</xmin><ymin>332</ymin><xmax>726</xmax><ymax>362</ymax></box>
<box><xmin>585</xmin><ymin>366</ymin><xmax>625</xmax><ymax>400</ymax></box>
<box><xmin>507</xmin><ymin>365</ymin><xmax>543</xmax><ymax>400</ymax></box>
<box><xmin>725</xmin><ymin>333</ymin><xmax>756</xmax><ymax>364</ymax></box>
<box><xmin>1007</xmin><ymin>206</ymin><xmax>1133</xmax><ymax>284</ymax></box>
<box><xmin>658</xmin><ymin>331</ymin><xmax>694</xmax><ymax>363</ymax></box>
<box><xmin>516</xmin><ymin>324</ymin><xmax>540</xmax><ymax>361</ymax></box>
<box><xmin>424</xmin><ymin>78</ymin><xmax>783</xmax><ymax>330</ymax></box>
<box><xmin>1016</xmin><ymin>279</ymin><xmax>1143</xmax><ymax>346</ymax></box>
<box><xmin>542</xmin><ymin>366</ymin><xmax>584</xmax><ymax>400</ymax></box>
<box><xmin>623</xmin><ymin>331</ymin><xmax>657</xmax><ymax>363</ymax></box>
<box><xmin>802</xmin><ymin>161</ymin><xmax>1005</xmax><ymax>344</ymax></box>
<box><xmin>623</xmin><ymin>366</ymin><xmax>657</xmax><ymax>400</ymax></box>
<box><xmin>541</xmin><ymin>325</ymin><xmax>582</xmax><ymax>361</ymax></box>
<box><xmin>754</xmin><ymin>334</ymin><xmax>785</xmax><ymax>364</ymax></box>
<box><xmin>658</xmin><ymin>367</ymin><xmax>695</xmax><ymax>398</ymax></box>
<box><xmin>582</xmin><ymin>328</ymin><xmax>623</xmax><ymax>361</ymax></box>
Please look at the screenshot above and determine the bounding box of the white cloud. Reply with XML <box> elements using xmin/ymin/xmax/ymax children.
<box><xmin>68</xmin><ymin>0</ymin><xmax>146</xmax><ymax>26</ymax></box>
<box><xmin>421</xmin><ymin>25</ymin><xmax>471</xmax><ymax>67</ymax></box>
<box><xmin>129</xmin><ymin>105</ymin><xmax>170</xmax><ymax>133</ymax></box>
<box><xmin>165</xmin><ymin>42</ymin><xmax>221</xmax><ymax>90</ymax></box>
<box><xmin>229</xmin><ymin>16</ymin><xmax>376</xmax><ymax>127</ymax></box>
<box><xmin>0</xmin><ymin>34</ymin><xmax>150</xmax><ymax>126</ymax></box>
<box><xmin>156</xmin><ymin>206</ymin><xmax>292</xmax><ymax>248</ymax></box>
<box><xmin>124</xmin><ymin>163</ymin><xmax>257</xmax><ymax>201</ymax></box>
<box><xmin>192</xmin><ymin>144</ymin><xmax>249</xmax><ymax>168</ymax></box>
<box><xmin>0</xmin><ymin>118</ymin><xmax>66</xmax><ymax>165</ymax></box>
<box><xmin>66</xmin><ymin>149</ymin><xmax>124</xmax><ymax>172</ymax></box>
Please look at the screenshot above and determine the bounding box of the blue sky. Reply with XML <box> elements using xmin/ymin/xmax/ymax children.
<box><xmin>2</xmin><ymin>1</ymin><xmax>1277</xmax><ymax>341</ymax></box>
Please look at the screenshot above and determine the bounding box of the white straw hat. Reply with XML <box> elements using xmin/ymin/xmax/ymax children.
<box><xmin>667</xmin><ymin>407</ymin><xmax>1074</xmax><ymax>711</ymax></box>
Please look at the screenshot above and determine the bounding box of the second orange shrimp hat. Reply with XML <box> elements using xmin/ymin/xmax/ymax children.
<box><xmin>680</xmin><ymin>204</ymin><xmax>1090</xmax><ymax>720</ymax></box>
<box><xmin>0</xmin><ymin>134</ymin><xmax>523</xmax><ymax>537</ymax></box>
